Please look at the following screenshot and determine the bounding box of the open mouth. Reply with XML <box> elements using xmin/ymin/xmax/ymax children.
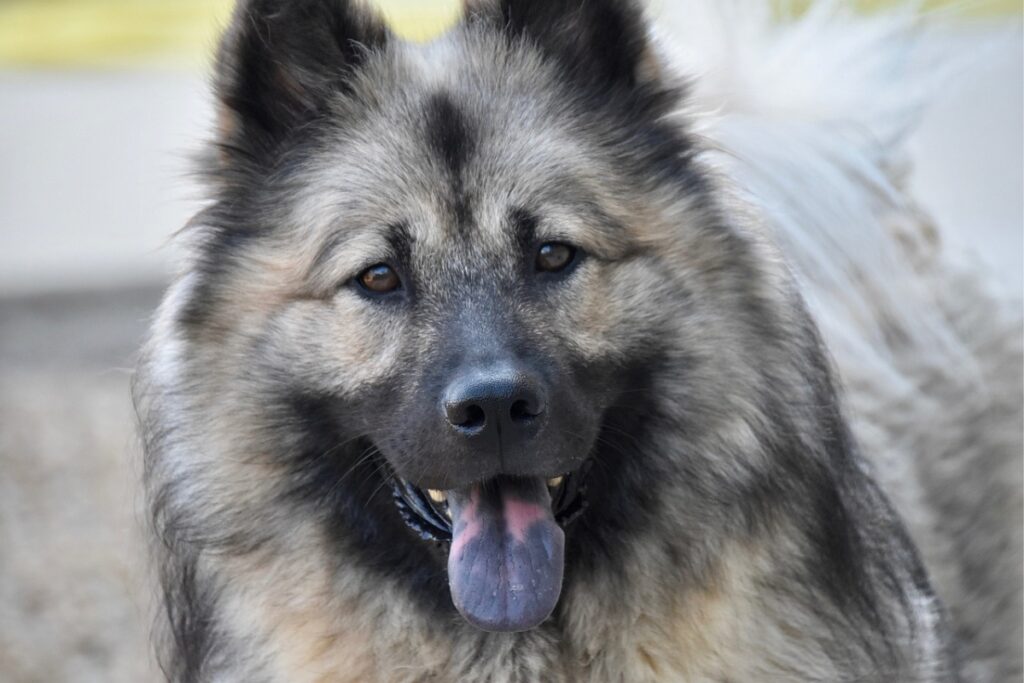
<box><xmin>390</xmin><ymin>467</ymin><xmax>590</xmax><ymax>632</ymax></box>
<box><xmin>392</xmin><ymin>469</ymin><xmax>589</xmax><ymax>543</ymax></box>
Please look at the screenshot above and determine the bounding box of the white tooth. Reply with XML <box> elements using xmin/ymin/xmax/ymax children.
<box><xmin>427</xmin><ymin>489</ymin><xmax>447</xmax><ymax>504</ymax></box>
<box><xmin>547</xmin><ymin>476</ymin><xmax>564</xmax><ymax>489</ymax></box>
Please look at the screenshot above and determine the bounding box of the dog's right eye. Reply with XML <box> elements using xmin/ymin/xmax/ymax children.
<box><xmin>535</xmin><ymin>242</ymin><xmax>579</xmax><ymax>274</ymax></box>
<box><xmin>357</xmin><ymin>264</ymin><xmax>401</xmax><ymax>294</ymax></box>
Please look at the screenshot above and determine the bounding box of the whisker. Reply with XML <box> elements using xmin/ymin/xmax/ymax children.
<box><xmin>364</xmin><ymin>466</ymin><xmax>396</xmax><ymax>508</ymax></box>
<box><xmin>319</xmin><ymin>444</ymin><xmax>380</xmax><ymax>508</ymax></box>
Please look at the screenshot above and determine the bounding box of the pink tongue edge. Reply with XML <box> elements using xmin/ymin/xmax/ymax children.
<box><xmin>445</xmin><ymin>477</ymin><xmax>565</xmax><ymax>632</ymax></box>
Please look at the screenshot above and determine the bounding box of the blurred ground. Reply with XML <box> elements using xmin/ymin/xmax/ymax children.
<box><xmin>0</xmin><ymin>3</ymin><xmax>1020</xmax><ymax>682</ymax></box>
<box><xmin>0</xmin><ymin>288</ymin><xmax>161</xmax><ymax>682</ymax></box>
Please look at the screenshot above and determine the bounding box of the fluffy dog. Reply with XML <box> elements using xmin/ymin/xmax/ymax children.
<box><xmin>135</xmin><ymin>0</ymin><xmax>1023</xmax><ymax>680</ymax></box>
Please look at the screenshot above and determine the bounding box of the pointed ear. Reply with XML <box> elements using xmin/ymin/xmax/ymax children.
<box><xmin>464</xmin><ymin>0</ymin><xmax>661</xmax><ymax>91</ymax></box>
<box><xmin>214</xmin><ymin>0</ymin><xmax>390</xmax><ymax>159</ymax></box>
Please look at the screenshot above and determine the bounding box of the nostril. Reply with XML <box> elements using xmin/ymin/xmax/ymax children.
<box><xmin>447</xmin><ymin>401</ymin><xmax>486</xmax><ymax>432</ymax></box>
<box><xmin>461</xmin><ymin>404</ymin><xmax>486</xmax><ymax>430</ymax></box>
<box><xmin>510</xmin><ymin>398</ymin><xmax>541</xmax><ymax>423</ymax></box>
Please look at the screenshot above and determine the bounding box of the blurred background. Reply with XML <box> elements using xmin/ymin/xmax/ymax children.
<box><xmin>0</xmin><ymin>1</ymin><xmax>1020</xmax><ymax>680</ymax></box>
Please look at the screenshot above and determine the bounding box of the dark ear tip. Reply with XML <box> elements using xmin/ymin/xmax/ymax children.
<box><xmin>213</xmin><ymin>0</ymin><xmax>391</xmax><ymax>157</ymax></box>
<box><xmin>464</xmin><ymin>0</ymin><xmax>656</xmax><ymax>91</ymax></box>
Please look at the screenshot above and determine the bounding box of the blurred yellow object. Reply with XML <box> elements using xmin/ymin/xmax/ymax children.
<box><xmin>0</xmin><ymin>0</ymin><xmax>233</xmax><ymax>68</ymax></box>
<box><xmin>0</xmin><ymin>0</ymin><xmax>461</xmax><ymax>67</ymax></box>
<box><xmin>0</xmin><ymin>0</ymin><xmax>1017</xmax><ymax>68</ymax></box>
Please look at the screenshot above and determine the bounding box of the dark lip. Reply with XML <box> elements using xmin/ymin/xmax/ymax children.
<box><xmin>390</xmin><ymin>463</ymin><xmax>592</xmax><ymax>544</ymax></box>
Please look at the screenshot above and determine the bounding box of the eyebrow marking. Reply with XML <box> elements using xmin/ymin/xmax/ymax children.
<box><xmin>311</xmin><ymin>221</ymin><xmax>413</xmax><ymax>274</ymax></box>
<box><xmin>509</xmin><ymin>207</ymin><xmax>538</xmax><ymax>252</ymax></box>
<box><xmin>530</xmin><ymin>173</ymin><xmax>635</xmax><ymax>257</ymax></box>
<box><xmin>385</xmin><ymin>221</ymin><xmax>414</xmax><ymax>268</ymax></box>
<box><xmin>312</xmin><ymin>229</ymin><xmax>350</xmax><ymax>272</ymax></box>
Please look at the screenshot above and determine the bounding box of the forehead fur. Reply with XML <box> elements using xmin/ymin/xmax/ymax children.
<box><xmin>281</xmin><ymin>29</ymin><xmax>691</xmax><ymax>274</ymax></box>
<box><xmin>191</xmin><ymin>0</ymin><xmax>709</xmax><ymax>315</ymax></box>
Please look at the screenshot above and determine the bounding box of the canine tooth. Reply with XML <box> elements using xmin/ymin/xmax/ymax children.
<box><xmin>427</xmin><ymin>489</ymin><xmax>447</xmax><ymax>504</ymax></box>
<box><xmin>547</xmin><ymin>476</ymin><xmax>564</xmax><ymax>488</ymax></box>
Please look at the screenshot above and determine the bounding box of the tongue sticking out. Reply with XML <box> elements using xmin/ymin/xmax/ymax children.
<box><xmin>445</xmin><ymin>476</ymin><xmax>565</xmax><ymax>632</ymax></box>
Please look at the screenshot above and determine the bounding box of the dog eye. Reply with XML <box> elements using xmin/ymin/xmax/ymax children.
<box><xmin>535</xmin><ymin>243</ymin><xmax>577</xmax><ymax>273</ymax></box>
<box><xmin>357</xmin><ymin>264</ymin><xmax>401</xmax><ymax>294</ymax></box>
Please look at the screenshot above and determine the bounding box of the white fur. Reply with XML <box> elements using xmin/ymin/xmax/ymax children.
<box><xmin>654</xmin><ymin>0</ymin><xmax>966</xmax><ymax>376</ymax></box>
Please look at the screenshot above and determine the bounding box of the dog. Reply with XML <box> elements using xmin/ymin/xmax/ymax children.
<box><xmin>135</xmin><ymin>0</ymin><xmax>1023</xmax><ymax>680</ymax></box>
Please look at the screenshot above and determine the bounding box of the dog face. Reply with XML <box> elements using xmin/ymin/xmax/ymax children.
<box><xmin>177</xmin><ymin>0</ymin><xmax>745</xmax><ymax>632</ymax></box>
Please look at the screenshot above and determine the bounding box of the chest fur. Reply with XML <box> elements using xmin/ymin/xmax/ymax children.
<box><xmin>217</xmin><ymin>542</ymin><xmax>852</xmax><ymax>683</ymax></box>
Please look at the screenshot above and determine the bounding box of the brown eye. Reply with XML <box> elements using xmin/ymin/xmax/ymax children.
<box><xmin>536</xmin><ymin>242</ymin><xmax>576</xmax><ymax>273</ymax></box>
<box><xmin>357</xmin><ymin>264</ymin><xmax>401</xmax><ymax>294</ymax></box>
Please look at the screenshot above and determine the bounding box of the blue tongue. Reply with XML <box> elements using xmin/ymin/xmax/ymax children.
<box><xmin>445</xmin><ymin>476</ymin><xmax>565</xmax><ymax>632</ymax></box>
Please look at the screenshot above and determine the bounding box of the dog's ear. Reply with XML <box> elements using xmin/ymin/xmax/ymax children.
<box><xmin>464</xmin><ymin>0</ymin><xmax>661</xmax><ymax>91</ymax></box>
<box><xmin>214</xmin><ymin>0</ymin><xmax>390</xmax><ymax>160</ymax></box>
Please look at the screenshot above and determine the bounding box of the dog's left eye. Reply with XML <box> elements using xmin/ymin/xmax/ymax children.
<box><xmin>536</xmin><ymin>243</ymin><xmax>577</xmax><ymax>273</ymax></box>
<box><xmin>357</xmin><ymin>264</ymin><xmax>402</xmax><ymax>294</ymax></box>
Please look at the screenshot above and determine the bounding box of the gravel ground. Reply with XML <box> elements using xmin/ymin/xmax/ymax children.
<box><xmin>0</xmin><ymin>288</ymin><xmax>161</xmax><ymax>682</ymax></box>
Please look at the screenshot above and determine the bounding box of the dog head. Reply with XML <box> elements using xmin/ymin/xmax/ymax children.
<box><xmin>175</xmin><ymin>0</ymin><xmax>766</xmax><ymax>633</ymax></box>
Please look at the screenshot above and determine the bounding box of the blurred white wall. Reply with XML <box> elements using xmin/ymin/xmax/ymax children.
<box><xmin>0</xmin><ymin>71</ymin><xmax>208</xmax><ymax>296</ymax></box>
<box><xmin>0</xmin><ymin>25</ymin><xmax>1020</xmax><ymax>297</ymax></box>
<box><xmin>907</xmin><ymin>25</ymin><xmax>1023</xmax><ymax>285</ymax></box>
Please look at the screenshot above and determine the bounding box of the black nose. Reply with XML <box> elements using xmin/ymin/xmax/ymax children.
<box><xmin>443</xmin><ymin>368</ymin><xmax>546</xmax><ymax>444</ymax></box>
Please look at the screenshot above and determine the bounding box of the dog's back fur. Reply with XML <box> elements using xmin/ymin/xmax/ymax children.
<box><xmin>661</xmin><ymin>4</ymin><xmax>1023</xmax><ymax>678</ymax></box>
<box><xmin>136</xmin><ymin>1</ymin><xmax>1023</xmax><ymax>681</ymax></box>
